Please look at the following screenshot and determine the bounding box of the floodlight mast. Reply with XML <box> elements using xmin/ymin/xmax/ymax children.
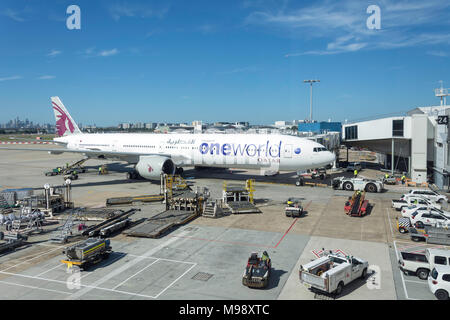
<box><xmin>303</xmin><ymin>79</ymin><xmax>320</xmax><ymax>122</ymax></box>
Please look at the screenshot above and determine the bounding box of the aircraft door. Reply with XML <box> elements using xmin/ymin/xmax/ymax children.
<box><xmin>283</xmin><ymin>144</ymin><xmax>292</xmax><ymax>158</ymax></box>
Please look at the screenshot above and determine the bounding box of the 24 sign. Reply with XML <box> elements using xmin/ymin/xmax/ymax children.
<box><xmin>437</xmin><ymin>115</ymin><xmax>449</xmax><ymax>125</ymax></box>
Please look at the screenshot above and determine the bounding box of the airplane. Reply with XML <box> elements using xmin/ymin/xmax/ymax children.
<box><xmin>0</xmin><ymin>97</ymin><xmax>336</xmax><ymax>180</ymax></box>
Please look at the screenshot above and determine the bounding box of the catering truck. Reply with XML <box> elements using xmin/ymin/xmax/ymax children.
<box><xmin>299</xmin><ymin>252</ymin><xmax>368</xmax><ymax>296</ymax></box>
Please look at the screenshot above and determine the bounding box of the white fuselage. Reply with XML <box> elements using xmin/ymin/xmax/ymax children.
<box><xmin>55</xmin><ymin>133</ymin><xmax>335</xmax><ymax>171</ymax></box>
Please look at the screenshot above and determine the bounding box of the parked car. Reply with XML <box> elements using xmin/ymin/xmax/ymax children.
<box><xmin>403</xmin><ymin>189</ymin><xmax>448</xmax><ymax>204</ymax></box>
<box><xmin>400</xmin><ymin>205</ymin><xmax>428</xmax><ymax>219</ymax></box>
<box><xmin>398</xmin><ymin>248</ymin><xmax>450</xmax><ymax>280</ymax></box>
<box><xmin>346</xmin><ymin>162</ymin><xmax>362</xmax><ymax>172</ymax></box>
<box><xmin>402</xmin><ymin>206</ymin><xmax>449</xmax><ymax>220</ymax></box>
<box><xmin>392</xmin><ymin>195</ymin><xmax>440</xmax><ymax>211</ymax></box>
<box><xmin>410</xmin><ymin>210</ymin><xmax>450</xmax><ymax>228</ymax></box>
<box><xmin>428</xmin><ymin>265</ymin><xmax>450</xmax><ymax>300</ymax></box>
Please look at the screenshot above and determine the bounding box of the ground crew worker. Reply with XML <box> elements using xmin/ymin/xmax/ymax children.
<box><xmin>385</xmin><ymin>173</ymin><xmax>389</xmax><ymax>179</ymax></box>
<box><xmin>98</xmin><ymin>166</ymin><xmax>102</xmax><ymax>175</ymax></box>
<box><xmin>261</xmin><ymin>251</ymin><xmax>269</xmax><ymax>263</ymax></box>
<box><xmin>401</xmin><ymin>175</ymin><xmax>406</xmax><ymax>185</ymax></box>
<box><xmin>354</xmin><ymin>169</ymin><xmax>358</xmax><ymax>177</ymax></box>
<box><xmin>57</xmin><ymin>167</ymin><xmax>61</xmax><ymax>174</ymax></box>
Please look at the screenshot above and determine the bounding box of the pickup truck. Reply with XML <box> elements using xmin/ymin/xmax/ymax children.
<box><xmin>398</xmin><ymin>248</ymin><xmax>450</xmax><ymax>280</ymax></box>
<box><xmin>392</xmin><ymin>196</ymin><xmax>440</xmax><ymax>211</ymax></box>
<box><xmin>299</xmin><ymin>252</ymin><xmax>368</xmax><ymax>296</ymax></box>
<box><xmin>398</xmin><ymin>251</ymin><xmax>430</xmax><ymax>279</ymax></box>
<box><xmin>403</xmin><ymin>189</ymin><xmax>448</xmax><ymax>204</ymax></box>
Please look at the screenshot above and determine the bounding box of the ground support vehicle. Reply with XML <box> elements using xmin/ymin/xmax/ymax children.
<box><xmin>242</xmin><ymin>252</ymin><xmax>271</xmax><ymax>288</ymax></box>
<box><xmin>345</xmin><ymin>162</ymin><xmax>362</xmax><ymax>172</ymax></box>
<box><xmin>331</xmin><ymin>177</ymin><xmax>383</xmax><ymax>193</ymax></box>
<box><xmin>408</xmin><ymin>226</ymin><xmax>450</xmax><ymax>245</ymax></box>
<box><xmin>344</xmin><ymin>191</ymin><xmax>369</xmax><ymax>217</ymax></box>
<box><xmin>397</xmin><ymin>217</ymin><xmax>411</xmax><ymax>234</ymax></box>
<box><xmin>60</xmin><ymin>238</ymin><xmax>112</xmax><ymax>271</ymax></box>
<box><xmin>299</xmin><ymin>252</ymin><xmax>368</xmax><ymax>296</ymax></box>
<box><xmin>45</xmin><ymin>167</ymin><xmax>63</xmax><ymax>176</ymax></box>
<box><xmin>285</xmin><ymin>198</ymin><xmax>303</xmax><ymax>217</ymax></box>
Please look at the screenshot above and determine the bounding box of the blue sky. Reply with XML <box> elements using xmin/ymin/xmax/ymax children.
<box><xmin>1</xmin><ymin>0</ymin><xmax>450</xmax><ymax>126</ymax></box>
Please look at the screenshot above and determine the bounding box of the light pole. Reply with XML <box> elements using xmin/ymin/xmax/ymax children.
<box><xmin>303</xmin><ymin>79</ymin><xmax>320</xmax><ymax>122</ymax></box>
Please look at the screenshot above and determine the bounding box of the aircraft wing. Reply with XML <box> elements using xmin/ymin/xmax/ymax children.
<box><xmin>0</xmin><ymin>146</ymin><xmax>190</xmax><ymax>165</ymax></box>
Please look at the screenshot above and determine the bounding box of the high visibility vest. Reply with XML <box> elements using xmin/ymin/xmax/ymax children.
<box><xmin>354</xmin><ymin>170</ymin><xmax>357</xmax><ymax>175</ymax></box>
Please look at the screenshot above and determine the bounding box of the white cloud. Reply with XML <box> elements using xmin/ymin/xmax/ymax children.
<box><xmin>98</xmin><ymin>49</ymin><xmax>119</xmax><ymax>57</ymax></box>
<box><xmin>108</xmin><ymin>2</ymin><xmax>170</xmax><ymax>21</ymax></box>
<box><xmin>244</xmin><ymin>0</ymin><xmax>450</xmax><ymax>56</ymax></box>
<box><xmin>3</xmin><ymin>8</ymin><xmax>25</xmax><ymax>22</ymax></box>
<box><xmin>47</xmin><ymin>49</ymin><xmax>62</xmax><ymax>57</ymax></box>
<box><xmin>0</xmin><ymin>75</ymin><xmax>22</xmax><ymax>82</ymax></box>
<box><xmin>427</xmin><ymin>50</ymin><xmax>448</xmax><ymax>57</ymax></box>
<box><xmin>198</xmin><ymin>24</ymin><xmax>216</xmax><ymax>34</ymax></box>
<box><xmin>37</xmin><ymin>75</ymin><xmax>56</xmax><ymax>80</ymax></box>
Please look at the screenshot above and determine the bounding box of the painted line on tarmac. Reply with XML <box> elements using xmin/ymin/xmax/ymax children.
<box><xmin>169</xmin><ymin>200</ymin><xmax>312</xmax><ymax>249</ymax></box>
<box><xmin>0</xmin><ymin>279</ymin><xmax>71</xmax><ymax>296</ymax></box>
<box><xmin>274</xmin><ymin>200</ymin><xmax>312</xmax><ymax>248</ymax></box>
<box><xmin>65</xmin><ymin>230</ymin><xmax>192</xmax><ymax>300</ymax></box>
<box><xmin>112</xmin><ymin>258</ymin><xmax>159</xmax><ymax>290</ymax></box>
<box><xmin>168</xmin><ymin>234</ymin><xmax>274</xmax><ymax>248</ymax></box>
<box><xmin>386</xmin><ymin>208</ymin><xmax>415</xmax><ymax>300</ymax></box>
<box><xmin>35</xmin><ymin>263</ymin><xmax>64</xmax><ymax>277</ymax></box>
<box><xmin>153</xmin><ymin>262</ymin><xmax>197</xmax><ymax>299</ymax></box>
<box><xmin>0</xmin><ymin>246</ymin><xmax>62</xmax><ymax>273</ymax></box>
<box><xmin>404</xmin><ymin>279</ymin><xmax>428</xmax><ymax>285</ymax></box>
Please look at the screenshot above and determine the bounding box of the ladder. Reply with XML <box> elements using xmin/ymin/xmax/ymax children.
<box><xmin>50</xmin><ymin>208</ymin><xmax>81</xmax><ymax>243</ymax></box>
<box><xmin>0</xmin><ymin>193</ymin><xmax>13</xmax><ymax>214</ymax></box>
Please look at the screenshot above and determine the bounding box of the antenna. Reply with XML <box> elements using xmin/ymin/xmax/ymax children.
<box><xmin>435</xmin><ymin>80</ymin><xmax>449</xmax><ymax>106</ymax></box>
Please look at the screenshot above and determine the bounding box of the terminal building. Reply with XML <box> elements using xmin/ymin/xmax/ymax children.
<box><xmin>341</xmin><ymin>86</ymin><xmax>450</xmax><ymax>189</ymax></box>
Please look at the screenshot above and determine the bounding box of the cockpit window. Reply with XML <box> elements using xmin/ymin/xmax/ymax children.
<box><xmin>313</xmin><ymin>147</ymin><xmax>328</xmax><ymax>152</ymax></box>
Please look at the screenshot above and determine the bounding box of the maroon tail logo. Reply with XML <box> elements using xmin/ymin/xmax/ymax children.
<box><xmin>52</xmin><ymin>102</ymin><xmax>75</xmax><ymax>137</ymax></box>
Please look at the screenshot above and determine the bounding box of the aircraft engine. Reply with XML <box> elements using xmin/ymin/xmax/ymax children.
<box><xmin>135</xmin><ymin>155</ymin><xmax>175</xmax><ymax>180</ymax></box>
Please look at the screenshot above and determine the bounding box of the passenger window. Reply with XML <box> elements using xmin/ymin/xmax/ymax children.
<box><xmin>435</xmin><ymin>256</ymin><xmax>447</xmax><ymax>265</ymax></box>
<box><xmin>443</xmin><ymin>274</ymin><xmax>450</xmax><ymax>282</ymax></box>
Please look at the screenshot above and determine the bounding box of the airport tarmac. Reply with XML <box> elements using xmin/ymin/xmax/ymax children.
<box><xmin>0</xmin><ymin>145</ymin><xmax>446</xmax><ymax>300</ymax></box>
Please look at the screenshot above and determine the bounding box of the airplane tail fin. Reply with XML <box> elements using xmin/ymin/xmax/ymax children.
<box><xmin>51</xmin><ymin>96</ymin><xmax>82</xmax><ymax>137</ymax></box>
